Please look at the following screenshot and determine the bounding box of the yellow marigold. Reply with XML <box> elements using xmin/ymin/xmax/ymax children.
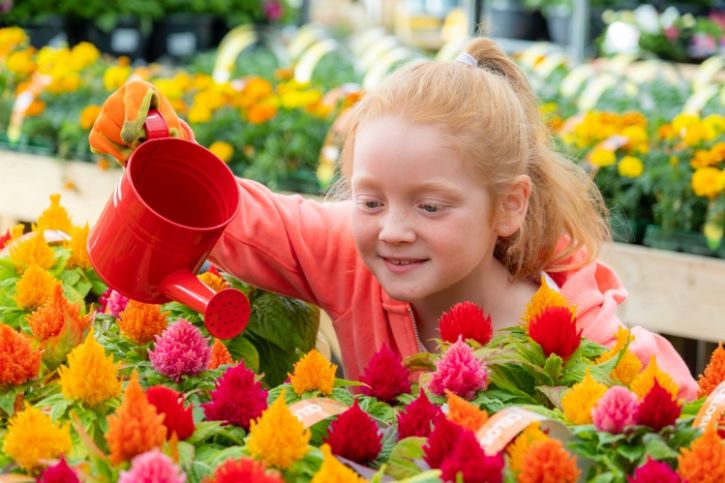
<box><xmin>589</xmin><ymin>147</ymin><xmax>617</xmax><ymax>168</ymax></box>
<box><xmin>703</xmin><ymin>114</ymin><xmax>725</xmax><ymax>136</ymax></box>
<box><xmin>596</xmin><ymin>328</ymin><xmax>642</xmax><ymax>386</ymax></box>
<box><xmin>79</xmin><ymin>105</ymin><xmax>102</xmax><ymax>130</ymax></box>
<box><xmin>247</xmin><ymin>103</ymin><xmax>278</xmax><ymax>124</ymax></box>
<box><xmin>698</xmin><ymin>342</ymin><xmax>725</xmax><ymax>397</ymax></box>
<box><xmin>518</xmin><ymin>438</ymin><xmax>580</xmax><ymax>483</ymax></box>
<box><xmin>35</xmin><ymin>194</ymin><xmax>74</xmax><ymax>234</ymax></box>
<box><xmin>14</xmin><ymin>263</ymin><xmax>59</xmax><ymax>309</ymax></box>
<box><xmin>280</xmin><ymin>89</ymin><xmax>321</xmax><ymax>110</ymax></box>
<box><xmin>65</xmin><ymin>224</ymin><xmax>90</xmax><ymax>269</ymax></box>
<box><xmin>208</xmin><ymin>338</ymin><xmax>234</xmax><ymax>369</ymax></box>
<box><xmin>692</xmin><ymin>149</ymin><xmax>719</xmax><ymax>169</ymax></box>
<box><xmin>209</xmin><ymin>141</ymin><xmax>234</xmax><ymax>163</ymax></box>
<box><xmin>2</xmin><ymin>403</ymin><xmax>72</xmax><ymax>473</ymax></box>
<box><xmin>0</xmin><ymin>27</ymin><xmax>28</xmax><ymax>56</ymax></box>
<box><xmin>188</xmin><ymin>104</ymin><xmax>212</xmax><ymax>124</ymax></box>
<box><xmin>198</xmin><ymin>272</ymin><xmax>229</xmax><ymax>293</ymax></box>
<box><xmin>677</xmin><ymin>424</ymin><xmax>725</xmax><ymax>483</ymax></box>
<box><xmin>445</xmin><ymin>390</ymin><xmax>488</xmax><ymax>432</ymax></box>
<box><xmin>506</xmin><ymin>422</ymin><xmax>549</xmax><ymax>474</ymax></box>
<box><xmin>522</xmin><ymin>277</ymin><xmax>572</xmax><ymax>325</ymax></box>
<box><xmin>118</xmin><ymin>300</ymin><xmax>168</xmax><ymax>345</ymax></box>
<box><xmin>247</xmin><ymin>390</ymin><xmax>310</xmax><ymax>469</ymax></box>
<box><xmin>59</xmin><ymin>329</ymin><xmax>121</xmax><ymax>406</ymax></box>
<box><xmin>617</xmin><ymin>155</ymin><xmax>644</xmax><ymax>178</ymax></box>
<box><xmin>311</xmin><ymin>444</ymin><xmax>365</xmax><ymax>483</ymax></box>
<box><xmin>630</xmin><ymin>356</ymin><xmax>679</xmax><ymax>400</ymax></box>
<box><xmin>28</xmin><ymin>284</ymin><xmax>90</xmax><ymax>341</ymax></box>
<box><xmin>6</xmin><ymin>49</ymin><xmax>36</xmax><ymax>77</ymax></box>
<box><xmin>621</xmin><ymin>125</ymin><xmax>649</xmax><ymax>153</ymax></box>
<box><xmin>289</xmin><ymin>348</ymin><xmax>337</xmax><ymax>396</ymax></box>
<box><xmin>561</xmin><ymin>369</ymin><xmax>607</xmax><ymax>424</ymax></box>
<box><xmin>103</xmin><ymin>65</ymin><xmax>132</xmax><ymax>91</ymax></box>
<box><xmin>9</xmin><ymin>230</ymin><xmax>55</xmax><ymax>273</ymax></box>
<box><xmin>0</xmin><ymin>323</ymin><xmax>41</xmax><ymax>386</ymax></box>
<box><xmin>692</xmin><ymin>167</ymin><xmax>725</xmax><ymax>199</ymax></box>
<box><xmin>69</xmin><ymin>42</ymin><xmax>100</xmax><ymax>70</ymax></box>
<box><xmin>106</xmin><ymin>371</ymin><xmax>167</xmax><ymax>465</ymax></box>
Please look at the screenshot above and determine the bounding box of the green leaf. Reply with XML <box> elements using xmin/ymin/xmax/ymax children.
<box><xmin>642</xmin><ymin>433</ymin><xmax>679</xmax><ymax>460</ymax></box>
<box><xmin>616</xmin><ymin>443</ymin><xmax>644</xmax><ymax>463</ymax></box>
<box><xmin>0</xmin><ymin>258</ymin><xmax>17</xmax><ymax>280</ymax></box>
<box><xmin>246</xmin><ymin>291</ymin><xmax>319</xmax><ymax>354</ymax></box>
<box><xmin>0</xmin><ymin>386</ymin><xmax>20</xmax><ymax>416</ymax></box>
<box><xmin>385</xmin><ymin>437</ymin><xmax>427</xmax><ymax>480</ymax></box>
<box><xmin>226</xmin><ymin>336</ymin><xmax>260</xmax><ymax>373</ymax></box>
<box><xmin>186</xmin><ymin>420</ymin><xmax>226</xmax><ymax>445</ymax></box>
<box><xmin>60</xmin><ymin>268</ymin><xmax>81</xmax><ymax>286</ymax></box>
<box><xmin>543</xmin><ymin>353</ymin><xmax>564</xmax><ymax>382</ymax></box>
<box><xmin>587</xmin><ymin>472</ymin><xmax>617</xmax><ymax>483</ymax></box>
<box><xmin>177</xmin><ymin>441</ymin><xmax>195</xmax><ymax>471</ymax></box>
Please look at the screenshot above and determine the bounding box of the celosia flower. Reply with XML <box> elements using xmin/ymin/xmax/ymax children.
<box><xmin>628</xmin><ymin>457</ymin><xmax>681</xmax><ymax>483</ymax></box>
<box><xmin>592</xmin><ymin>386</ymin><xmax>639</xmax><ymax>434</ymax></box>
<box><xmin>522</xmin><ymin>277</ymin><xmax>571</xmax><ymax>324</ymax></box>
<box><xmin>429</xmin><ymin>337</ymin><xmax>488</xmax><ymax>400</ymax></box>
<box><xmin>58</xmin><ymin>329</ymin><xmax>121</xmax><ymax>406</ymax></box>
<box><xmin>359</xmin><ymin>344</ymin><xmax>411</xmax><ymax>403</ymax></box>
<box><xmin>65</xmin><ymin>224</ymin><xmax>90</xmax><ymax>269</ymax></box>
<box><xmin>106</xmin><ymin>372</ymin><xmax>167</xmax><ymax>465</ymax></box>
<box><xmin>9</xmin><ymin>230</ymin><xmax>55</xmax><ymax>273</ymax></box>
<box><xmin>528</xmin><ymin>306</ymin><xmax>581</xmax><ymax>361</ymax></box>
<box><xmin>445</xmin><ymin>389</ymin><xmax>488</xmax><ymax>432</ymax></box>
<box><xmin>38</xmin><ymin>456</ymin><xmax>80</xmax><ymax>483</ymax></box>
<box><xmin>439</xmin><ymin>430</ymin><xmax>505</xmax><ymax>483</ymax></box>
<box><xmin>677</xmin><ymin>424</ymin><xmax>725</xmax><ymax>482</ymax></box>
<box><xmin>118</xmin><ymin>448</ymin><xmax>185</xmax><ymax>483</ymax></box>
<box><xmin>2</xmin><ymin>403</ymin><xmax>72</xmax><ymax>472</ymax></box>
<box><xmin>210</xmin><ymin>457</ymin><xmax>283</xmax><ymax>483</ymax></box>
<box><xmin>199</xmin><ymin>271</ymin><xmax>229</xmax><ymax>292</ymax></box>
<box><xmin>14</xmin><ymin>263</ymin><xmax>58</xmax><ymax>309</ymax></box>
<box><xmin>146</xmin><ymin>385</ymin><xmax>195</xmax><ymax>440</ymax></box>
<box><xmin>289</xmin><ymin>348</ymin><xmax>337</xmax><ymax>396</ymax></box>
<box><xmin>423</xmin><ymin>414</ymin><xmax>464</xmax><ymax>469</ymax></box>
<box><xmin>506</xmin><ymin>422</ymin><xmax>549</xmax><ymax>474</ymax></box>
<box><xmin>397</xmin><ymin>391</ymin><xmax>443</xmax><ymax>439</ymax></box>
<box><xmin>149</xmin><ymin>319</ymin><xmax>211</xmax><ymax>382</ymax></box>
<box><xmin>636</xmin><ymin>380</ymin><xmax>682</xmax><ymax>432</ymax></box>
<box><xmin>202</xmin><ymin>362</ymin><xmax>268</xmax><ymax>430</ymax></box>
<box><xmin>311</xmin><ymin>444</ymin><xmax>365</xmax><ymax>483</ymax></box>
<box><xmin>698</xmin><ymin>342</ymin><xmax>725</xmax><ymax>397</ymax></box>
<box><xmin>325</xmin><ymin>400</ymin><xmax>382</xmax><ymax>464</ymax></box>
<box><xmin>247</xmin><ymin>390</ymin><xmax>311</xmax><ymax>469</ymax></box>
<box><xmin>597</xmin><ymin>328</ymin><xmax>643</xmax><ymax>386</ymax></box>
<box><xmin>208</xmin><ymin>338</ymin><xmax>234</xmax><ymax>369</ymax></box>
<box><xmin>562</xmin><ymin>369</ymin><xmax>608</xmax><ymax>424</ymax></box>
<box><xmin>35</xmin><ymin>194</ymin><xmax>73</xmax><ymax>234</ymax></box>
<box><xmin>0</xmin><ymin>228</ymin><xmax>11</xmax><ymax>249</ymax></box>
<box><xmin>518</xmin><ymin>438</ymin><xmax>580</xmax><ymax>483</ymax></box>
<box><xmin>438</xmin><ymin>301</ymin><xmax>493</xmax><ymax>346</ymax></box>
<box><xmin>105</xmin><ymin>289</ymin><xmax>130</xmax><ymax>317</ymax></box>
<box><xmin>0</xmin><ymin>323</ymin><xmax>41</xmax><ymax>386</ymax></box>
<box><xmin>630</xmin><ymin>357</ymin><xmax>679</xmax><ymax>400</ymax></box>
<box><xmin>27</xmin><ymin>284</ymin><xmax>90</xmax><ymax>341</ymax></box>
<box><xmin>118</xmin><ymin>300</ymin><xmax>168</xmax><ymax>344</ymax></box>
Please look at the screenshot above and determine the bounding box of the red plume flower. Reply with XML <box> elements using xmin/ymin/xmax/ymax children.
<box><xmin>325</xmin><ymin>400</ymin><xmax>382</xmax><ymax>464</ymax></box>
<box><xmin>202</xmin><ymin>362</ymin><xmax>268</xmax><ymax>430</ymax></box>
<box><xmin>439</xmin><ymin>430</ymin><xmax>505</xmax><ymax>483</ymax></box>
<box><xmin>627</xmin><ymin>457</ymin><xmax>681</xmax><ymax>483</ymax></box>
<box><xmin>210</xmin><ymin>457</ymin><xmax>283</xmax><ymax>483</ymax></box>
<box><xmin>636</xmin><ymin>380</ymin><xmax>682</xmax><ymax>432</ymax></box>
<box><xmin>528</xmin><ymin>306</ymin><xmax>581</xmax><ymax>360</ymax></box>
<box><xmin>146</xmin><ymin>385</ymin><xmax>196</xmax><ymax>440</ymax></box>
<box><xmin>397</xmin><ymin>391</ymin><xmax>443</xmax><ymax>439</ymax></box>
<box><xmin>360</xmin><ymin>345</ymin><xmax>411</xmax><ymax>403</ymax></box>
<box><xmin>438</xmin><ymin>301</ymin><xmax>493</xmax><ymax>346</ymax></box>
<box><xmin>423</xmin><ymin>414</ymin><xmax>464</xmax><ymax>469</ymax></box>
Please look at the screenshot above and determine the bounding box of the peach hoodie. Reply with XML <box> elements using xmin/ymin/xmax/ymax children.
<box><xmin>210</xmin><ymin>179</ymin><xmax>698</xmax><ymax>400</ymax></box>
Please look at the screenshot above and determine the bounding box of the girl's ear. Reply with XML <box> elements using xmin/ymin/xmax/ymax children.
<box><xmin>496</xmin><ymin>174</ymin><xmax>531</xmax><ymax>237</ymax></box>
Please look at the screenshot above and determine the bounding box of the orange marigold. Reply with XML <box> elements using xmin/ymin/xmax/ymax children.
<box><xmin>507</xmin><ymin>423</ymin><xmax>549</xmax><ymax>474</ymax></box>
<box><xmin>65</xmin><ymin>224</ymin><xmax>90</xmax><ymax>269</ymax></box>
<box><xmin>289</xmin><ymin>348</ymin><xmax>337</xmax><ymax>396</ymax></box>
<box><xmin>0</xmin><ymin>323</ymin><xmax>41</xmax><ymax>386</ymax></box>
<box><xmin>517</xmin><ymin>438</ymin><xmax>580</xmax><ymax>483</ymax></box>
<box><xmin>9</xmin><ymin>231</ymin><xmax>55</xmax><ymax>273</ymax></box>
<box><xmin>630</xmin><ymin>356</ymin><xmax>679</xmax><ymax>400</ymax></box>
<box><xmin>445</xmin><ymin>390</ymin><xmax>488</xmax><ymax>432</ymax></box>
<box><xmin>27</xmin><ymin>284</ymin><xmax>90</xmax><ymax>341</ymax></box>
<box><xmin>198</xmin><ymin>272</ymin><xmax>229</xmax><ymax>292</ymax></box>
<box><xmin>698</xmin><ymin>342</ymin><xmax>725</xmax><ymax>397</ymax></box>
<box><xmin>208</xmin><ymin>338</ymin><xmax>233</xmax><ymax>369</ymax></box>
<box><xmin>35</xmin><ymin>194</ymin><xmax>73</xmax><ymax>234</ymax></box>
<box><xmin>118</xmin><ymin>300</ymin><xmax>168</xmax><ymax>345</ymax></box>
<box><xmin>106</xmin><ymin>371</ymin><xmax>167</xmax><ymax>465</ymax></box>
<box><xmin>14</xmin><ymin>264</ymin><xmax>59</xmax><ymax>310</ymax></box>
<box><xmin>522</xmin><ymin>277</ymin><xmax>572</xmax><ymax>325</ymax></box>
<box><xmin>677</xmin><ymin>424</ymin><xmax>725</xmax><ymax>483</ymax></box>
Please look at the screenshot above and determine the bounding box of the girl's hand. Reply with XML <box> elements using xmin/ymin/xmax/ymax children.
<box><xmin>88</xmin><ymin>78</ymin><xmax>194</xmax><ymax>165</ymax></box>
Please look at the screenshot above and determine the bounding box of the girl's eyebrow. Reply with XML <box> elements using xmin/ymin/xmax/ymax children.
<box><xmin>352</xmin><ymin>176</ymin><xmax>460</xmax><ymax>195</ymax></box>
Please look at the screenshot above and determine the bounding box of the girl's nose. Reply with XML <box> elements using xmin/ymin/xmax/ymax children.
<box><xmin>378</xmin><ymin>209</ymin><xmax>416</xmax><ymax>244</ymax></box>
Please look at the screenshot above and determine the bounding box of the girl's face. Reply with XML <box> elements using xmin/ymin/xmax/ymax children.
<box><xmin>350</xmin><ymin>116</ymin><xmax>502</xmax><ymax>305</ymax></box>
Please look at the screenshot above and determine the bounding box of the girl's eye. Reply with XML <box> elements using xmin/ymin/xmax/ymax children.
<box><xmin>365</xmin><ymin>201</ymin><xmax>381</xmax><ymax>209</ymax></box>
<box><xmin>420</xmin><ymin>203</ymin><xmax>442</xmax><ymax>213</ymax></box>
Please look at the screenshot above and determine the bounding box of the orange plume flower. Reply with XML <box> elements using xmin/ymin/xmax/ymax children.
<box><xmin>117</xmin><ymin>300</ymin><xmax>168</xmax><ymax>345</ymax></box>
<box><xmin>0</xmin><ymin>323</ymin><xmax>41</xmax><ymax>386</ymax></box>
<box><xmin>677</xmin><ymin>424</ymin><xmax>725</xmax><ymax>482</ymax></box>
<box><xmin>698</xmin><ymin>342</ymin><xmax>725</xmax><ymax>398</ymax></box>
<box><xmin>445</xmin><ymin>390</ymin><xmax>488</xmax><ymax>432</ymax></box>
<box><xmin>14</xmin><ymin>264</ymin><xmax>59</xmax><ymax>310</ymax></box>
<box><xmin>198</xmin><ymin>272</ymin><xmax>229</xmax><ymax>293</ymax></box>
<box><xmin>507</xmin><ymin>423</ymin><xmax>549</xmax><ymax>475</ymax></box>
<box><xmin>518</xmin><ymin>438</ymin><xmax>580</xmax><ymax>483</ymax></box>
<box><xmin>27</xmin><ymin>284</ymin><xmax>91</xmax><ymax>341</ymax></box>
<box><xmin>208</xmin><ymin>338</ymin><xmax>233</xmax><ymax>369</ymax></box>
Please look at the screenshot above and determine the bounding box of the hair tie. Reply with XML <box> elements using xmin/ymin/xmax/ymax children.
<box><xmin>455</xmin><ymin>52</ymin><xmax>477</xmax><ymax>67</ymax></box>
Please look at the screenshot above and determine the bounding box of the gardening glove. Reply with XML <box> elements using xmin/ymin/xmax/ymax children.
<box><xmin>89</xmin><ymin>78</ymin><xmax>194</xmax><ymax>166</ymax></box>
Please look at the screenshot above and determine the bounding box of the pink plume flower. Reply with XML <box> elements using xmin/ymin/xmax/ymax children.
<box><xmin>149</xmin><ymin>319</ymin><xmax>211</xmax><ymax>382</ymax></box>
<box><xmin>438</xmin><ymin>301</ymin><xmax>493</xmax><ymax>346</ymax></box>
<box><xmin>397</xmin><ymin>391</ymin><xmax>443</xmax><ymax>439</ymax></box>
<box><xmin>428</xmin><ymin>337</ymin><xmax>488</xmax><ymax>400</ymax></box>
<box><xmin>360</xmin><ymin>345</ymin><xmax>411</xmax><ymax>403</ymax></box>
<box><xmin>118</xmin><ymin>448</ymin><xmax>186</xmax><ymax>483</ymax></box>
<box><xmin>105</xmin><ymin>290</ymin><xmax>129</xmax><ymax>317</ymax></box>
<box><xmin>38</xmin><ymin>456</ymin><xmax>80</xmax><ymax>483</ymax></box>
<box><xmin>202</xmin><ymin>362</ymin><xmax>268</xmax><ymax>430</ymax></box>
<box><xmin>592</xmin><ymin>386</ymin><xmax>639</xmax><ymax>434</ymax></box>
<box><xmin>627</xmin><ymin>457</ymin><xmax>681</xmax><ymax>483</ymax></box>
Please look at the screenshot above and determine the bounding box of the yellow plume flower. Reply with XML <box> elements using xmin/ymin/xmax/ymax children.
<box><xmin>630</xmin><ymin>356</ymin><xmax>679</xmax><ymax>400</ymax></box>
<box><xmin>522</xmin><ymin>277</ymin><xmax>572</xmax><ymax>325</ymax></box>
<box><xmin>311</xmin><ymin>444</ymin><xmax>365</xmax><ymax>483</ymax></box>
<box><xmin>118</xmin><ymin>300</ymin><xmax>168</xmax><ymax>345</ymax></box>
<box><xmin>289</xmin><ymin>348</ymin><xmax>337</xmax><ymax>396</ymax></box>
<box><xmin>562</xmin><ymin>369</ymin><xmax>608</xmax><ymax>424</ymax></box>
<box><xmin>9</xmin><ymin>231</ymin><xmax>55</xmax><ymax>273</ymax></box>
<box><xmin>14</xmin><ymin>264</ymin><xmax>59</xmax><ymax>309</ymax></box>
<box><xmin>247</xmin><ymin>390</ymin><xmax>310</xmax><ymax>469</ymax></box>
<box><xmin>506</xmin><ymin>422</ymin><xmax>549</xmax><ymax>474</ymax></box>
<box><xmin>2</xmin><ymin>403</ymin><xmax>72</xmax><ymax>472</ymax></box>
<box><xmin>59</xmin><ymin>329</ymin><xmax>122</xmax><ymax>406</ymax></box>
<box><xmin>65</xmin><ymin>224</ymin><xmax>90</xmax><ymax>269</ymax></box>
<box><xmin>596</xmin><ymin>328</ymin><xmax>642</xmax><ymax>386</ymax></box>
<box><xmin>35</xmin><ymin>194</ymin><xmax>74</xmax><ymax>234</ymax></box>
<box><xmin>198</xmin><ymin>271</ymin><xmax>229</xmax><ymax>292</ymax></box>
<box><xmin>445</xmin><ymin>390</ymin><xmax>488</xmax><ymax>432</ymax></box>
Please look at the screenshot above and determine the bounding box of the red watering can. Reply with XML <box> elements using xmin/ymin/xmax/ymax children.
<box><xmin>88</xmin><ymin>110</ymin><xmax>250</xmax><ymax>339</ymax></box>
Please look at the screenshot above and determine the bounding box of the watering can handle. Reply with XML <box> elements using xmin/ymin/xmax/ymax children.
<box><xmin>145</xmin><ymin>109</ymin><xmax>170</xmax><ymax>140</ymax></box>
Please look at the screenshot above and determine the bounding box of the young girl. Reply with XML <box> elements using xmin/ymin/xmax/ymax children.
<box><xmin>90</xmin><ymin>37</ymin><xmax>698</xmax><ymax>400</ymax></box>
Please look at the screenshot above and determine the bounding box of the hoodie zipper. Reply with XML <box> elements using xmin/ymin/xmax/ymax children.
<box><xmin>407</xmin><ymin>306</ymin><xmax>426</xmax><ymax>352</ymax></box>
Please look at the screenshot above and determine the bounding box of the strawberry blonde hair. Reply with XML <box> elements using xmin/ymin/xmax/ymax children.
<box><xmin>337</xmin><ymin>37</ymin><xmax>610</xmax><ymax>281</ymax></box>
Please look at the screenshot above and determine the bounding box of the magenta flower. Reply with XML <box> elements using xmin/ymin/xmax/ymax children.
<box><xmin>118</xmin><ymin>448</ymin><xmax>185</xmax><ymax>483</ymax></box>
<box><xmin>325</xmin><ymin>400</ymin><xmax>382</xmax><ymax>464</ymax></box>
<box><xmin>360</xmin><ymin>345</ymin><xmax>411</xmax><ymax>403</ymax></box>
<box><xmin>202</xmin><ymin>362</ymin><xmax>268</xmax><ymax>430</ymax></box>
<box><xmin>38</xmin><ymin>456</ymin><xmax>80</xmax><ymax>483</ymax></box>
<box><xmin>397</xmin><ymin>391</ymin><xmax>443</xmax><ymax>439</ymax></box>
<box><xmin>439</xmin><ymin>430</ymin><xmax>505</xmax><ymax>483</ymax></box>
<box><xmin>263</xmin><ymin>0</ymin><xmax>283</xmax><ymax>21</ymax></box>
<box><xmin>423</xmin><ymin>414</ymin><xmax>464</xmax><ymax>469</ymax></box>
<box><xmin>628</xmin><ymin>457</ymin><xmax>681</xmax><ymax>483</ymax></box>
<box><xmin>592</xmin><ymin>386</ymin><xmax>639</xmax><ymax>434</ymax></box>
<box><xmin>149</xmin><ymin>319</ymin><xmax>211</xmax><ymax>382</ymax></box>
<box><xmin>105</xmin><ymin>289</ymin><xmax>129</xmax><ymax>317</ymax></box>
<box><xmin>428</xmin><ymin>337</ymin><xmax>488</xmax><ymax>400</ymax></box>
